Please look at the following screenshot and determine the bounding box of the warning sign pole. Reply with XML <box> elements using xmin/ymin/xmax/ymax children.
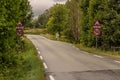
<box><xmin>96</xmin><ymin>36</ymin><xmax>98</xmax><ymax>48</ymax></box>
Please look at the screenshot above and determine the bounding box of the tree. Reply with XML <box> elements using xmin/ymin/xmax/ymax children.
<box><xmin>19</xmin><ymin>0</ymin><xmax>34</xmax><ymax>27</ymax></box>
<box><xmin>101</xmin><ymin>0</ymin><xmax>120</xmax><ymax>49</ymax></box>
<box><xmin>46</xmin><ymin>4</ymin><xmax>68</xmax><ymax>35</ymax></box>
<box><xmin>80</xmin><ymin>0</ymin><xmax>90</xmax><ymax>45</ymax></box>
<box><xmin>65</xmin><ymin>0</ymin><xmax>81</xmax><ymax>43</ymax></box>
<box><xmin>38</xmin><ymin>10</ymin><xmax>50</xmax><ymax>28</ymax></box>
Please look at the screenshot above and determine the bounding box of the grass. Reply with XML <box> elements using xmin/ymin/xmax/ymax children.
<box><xmin>75</xmin><ymin>44</ymin><xmax>120</xmax><ymax>59</ymax></box>
<box><xmin>24</xmin><ymin>28</ymin><xmax>56</xmax><ymax>40</ymax></box>
<box><xmin>24</xmin><ymin>28</ymin><xmax>46</xmax><ymax>35</ymax></box>
<box><xmin>0</xmin><ymin>37</ymin><xmax>45</xmax><ymax>80</ymax></box>
<box><xmin>18</xmin><ymin>37</ymin><xmax>45</xmax><ymax>80</ymax></box>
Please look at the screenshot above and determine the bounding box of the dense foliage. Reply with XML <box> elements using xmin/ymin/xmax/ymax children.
<box><xmin>46</xmin><ymin>4</ymin><xmax>68</xmax><ymax>35</ymax></box>
<box><xmin>0</xmin><ymin>0</ymin><xmax>33</xmax><ymax>79</ymax></box>
<box><xmin>65</xmin><ymin>0</ymin><xmax>81</xmax><ymax>43</ymax></box>
<box><xmin>38</xmin><ymin>10</ymin><xmax>50</xmax><ymax>28</ymax></box>
<box><xmin>81</xmin><ymin>0</ymin><xmax>120</xmax><ymax>49</ymax></box>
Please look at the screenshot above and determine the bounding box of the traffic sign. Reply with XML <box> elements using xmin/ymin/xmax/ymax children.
<box><xmin>16</xmin><ymin>21</ymin><xmax>24</xmax><ymax>37</ymax></box>
<box><xmin>16</xmin><ymin>29</ymin><xmax>24</xmax><ymax>36</ymax></box>
<box><xmin>93</xmin><ymin>19</ymin><xmax>101</xmax><ymax>36</ymax></box>
<box><xmin>16</xmin><ymin>21</ymin><xmax>24</xmax><ymax>29</ymax></box>
<box><xmin>93</xmin><ymin>28</ymin><xmax>101</xmax><ymax>36</ymax></box>
<box><xmin>93</xmin><ymin>19</ymin><xmax>101</xmax><ymax>48</ymax></box>
<box><xmin>93</xmin><ymin>20</ymin><xmax>101</xmax><ymax>26</ymax></box>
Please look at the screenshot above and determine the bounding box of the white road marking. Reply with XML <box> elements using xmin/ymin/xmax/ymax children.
<box><xmin>94</xmin><ymin>55</ymin><xmax>103</xmax><ymax>58</ymax></box>
<box><xmin>41</xmin><ymin>36</ymin><xmax>46</xmax><ymax>39</ymax></box>
<box><xmin>76</xmin><ymin>48</ymin><xmax>79</xmax><ymax>50</ymax></box>
<box><xmin>49</xmin><ymin>75</ymin><xmax>55</xmax><ymax>80</ymax></box>
<box><xmin>38</xmin><ymin>51</ymin><xmax>41</xmax><ymax>54</ymax></box>
<box><xmin>114</xmin><ymin>60</ymin><xmax>120</xmax><ymax>64</ymax></box>
<box><xmin>72</xmin><ymin>46</ymin><xmax>76</xmax><ymax>48</ymax></box>
<box><xmin>83</xmin><ymin>52</ymin><xmax>89</xmax><ymax>54</ymax></box>
<box><xmin>40</xmin><ymin>56</ymin><xmax>43</xmax><ymax>60</ymax></box>
<box><xmin>43</xmin><ymin>63</ymin><xmax>48</xmax><ymax>69</ymax></box>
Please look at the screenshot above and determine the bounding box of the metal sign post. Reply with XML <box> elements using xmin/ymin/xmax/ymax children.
<box><xmin>96</xmin><ymin>36</ymin><xmax>98</xmax><ymax>48</ymax></box>
<box><xmin>16</xmin><ymin>21</ymin><xmax>24</xmax><ymax>52</ymax></box>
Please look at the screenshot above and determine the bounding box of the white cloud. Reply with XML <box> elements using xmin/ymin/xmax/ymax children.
<box><xmin>28</xmin><ymin>0</ymin><xmax>67</xmax><ymax>18</ymax></box>
<box><xmin>53</xmin><ymin>0</ymin><xmax>67</xmax><ymax>2</ymax></box>
<box><xmin>29</xmin><ymin>0</ymin><xmax>54</xmax><ymax>18</ymax></box>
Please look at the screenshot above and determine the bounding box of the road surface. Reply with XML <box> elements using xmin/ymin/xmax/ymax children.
<box><xmin>27</xmin><ymin>35</ymin><xmax>120</xmax><ymax>80</ymax></box>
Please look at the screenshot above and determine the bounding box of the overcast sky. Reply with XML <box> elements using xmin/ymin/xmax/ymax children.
<box><xmin>28</xmin><ymin>0</ymin><xmax>67</xmax><ymax>18</ymax></box>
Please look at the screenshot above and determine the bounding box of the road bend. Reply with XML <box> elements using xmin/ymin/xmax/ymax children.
<box><xmin>27</xmin><ymin>35</ymin><xmax>120</xmax><ymax>80</ymax></box>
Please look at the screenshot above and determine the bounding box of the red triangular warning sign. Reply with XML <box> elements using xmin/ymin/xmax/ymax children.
<box><xmin>94</xmin><ymin>20</ymin><xmax>101</xmax><ymax>26</ymax></box>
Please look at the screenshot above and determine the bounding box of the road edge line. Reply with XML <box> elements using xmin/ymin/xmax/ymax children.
<box><xmin>94</xmin><ymin>55</ymin><xmax>103</xmax><ymax>58</ymax></box>
<box><xmin>49</xmin><ymin>75</ymin><xmax>55</xmax><ymax>80</ymax></box>
<box><xmin>43</xmin><ymin>62</ymin><xmax>48</xmax><ymax>69</ymax></box>
<box><xmin>40</xmin><ymin>56</ymin><xmax>43</xmax><ymax>60</ymax></box>
<box><xmin>114</xmin><ymin>60</ymin><xmax>120</xmax><ymax>64</ymax></box>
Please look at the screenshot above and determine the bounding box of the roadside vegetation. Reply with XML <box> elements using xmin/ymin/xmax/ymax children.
<box><xmin>0</xmin><ymin>0</ymin><xmax>45</xmax><ymax>80</ymax></box>
<box><xmin>19</xmin><ymin>38</ymin><xmax>45</xmax><ymax>80</ymax></box>
<box><xmin>25</xmin><ymin>28</ymin><xmax>46</xmax><ymax>35</ymax></box>
<box><xmin>0</xmin><ymin>37</ymin><xmax>45</xmax><ymax>80</ymax></box>
<box><xmin>75</xmin><ymin>44</ymin><xmax>120</xmax><ymax>59</ymax></box>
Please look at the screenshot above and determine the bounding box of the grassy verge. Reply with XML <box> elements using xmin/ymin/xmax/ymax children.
<box><xmin>0</xmin><ymin>37</ymin><xmax>45</xmax><ymax>80</ymax></box>
<box><xmin>24</xmin><ymin>28</ymin><xmax>46</xmax><ymax>35</ymax></box>
<box><xmin>18</xmin><ymin>37</ymin><xmax>45</xmax><ymax>80</ymax></box>
<box><xmin>75</xmin><ymin>44</ymin><xmax>120</xmax><ymax>59</ymax></box>
<box><xmin>24</xmin><ymin>28</ymin><xmax>56</xmax><ymax>40</ymax></box>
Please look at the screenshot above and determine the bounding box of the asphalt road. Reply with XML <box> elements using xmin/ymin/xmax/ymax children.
<box><xmin>27</xmin><ymin>35</ymin><xmax>120</xmax><ymax>80</ymax></box>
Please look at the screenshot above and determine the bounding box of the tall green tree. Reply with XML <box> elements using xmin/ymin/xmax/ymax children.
<box><xmin>101</xmin><ymin>0</ymin><xmax>120</xmax><ymax>49</ymax></box>
<box><xmin>38</xmin><ymin>10</ymin><xmax>50</xmax><ymax>28</ymax></box>
<box><xmin>65</xmin><ymin>0</ymin><xmax>81</xmax><ymax>43</ymax></box>
<box><xmin>80</xmin><ymin>0</ymin><xmax>90</xmax><ymax>45</ymax></box>
<box><xmin>19</xmin><ymin>0</ymin><xmax>33</xmax><ymax>27</ymax></box>
<box><xmin>46</xmin><ymin>4</ymin><xmax>68</xmax><ymax>35</ymax></box>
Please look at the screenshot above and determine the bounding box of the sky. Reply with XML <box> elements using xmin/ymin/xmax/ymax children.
<box><xmin>28</xmin><ymin>0</ymin><xmax>67</xmax><ymax>18</ymax></box>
